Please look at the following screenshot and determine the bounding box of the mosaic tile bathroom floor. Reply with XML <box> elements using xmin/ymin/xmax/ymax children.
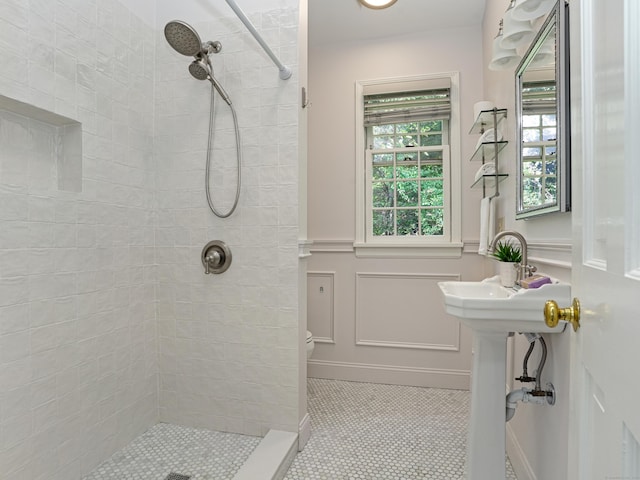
<box><xmin>82</xmin><ymin>423</ymin><xmax>260</xmax><ymax>480</ymax></box>
<box><xmin>285</xmin><ymin>378</ymin><xmax>518</xmax><ymax>480</ymax></box>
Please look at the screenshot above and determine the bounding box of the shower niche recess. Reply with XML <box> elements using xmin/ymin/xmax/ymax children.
<box><xmin>0</xmin><ymin>94</ymin><xmax>82</xmax><ymax>193</ymax></box>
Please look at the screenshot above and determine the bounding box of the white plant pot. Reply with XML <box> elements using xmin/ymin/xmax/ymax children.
<box><xmin>498</xmin><ymin>261</ymin><xmax>519</xmax><ymax>287</ymax></box>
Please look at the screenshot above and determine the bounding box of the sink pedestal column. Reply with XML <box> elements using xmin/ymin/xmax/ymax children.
<box><xmin>466</xmin><ymin>331</ymin><xmax>508</xmax><ymax>480</ymax></box>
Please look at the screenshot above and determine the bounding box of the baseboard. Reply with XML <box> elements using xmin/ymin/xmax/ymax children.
<box><xmin>506</xmin><ymin>422</ymin><xmax>537</xmax><ymax>480</ymax></box>
<box><xmin>298</xmin><ymin>413</ymin><xmax>311</xmax><ymax>451</ymax></box>
<box><xmin>232</xmin><ymin>430</ymin><xmax>298</xmax><ymax>480</ymax></box>
<box><xmin>307</xmin><ymin>359</ymin><xmax>470</xmax><ymax>390</ymax></box>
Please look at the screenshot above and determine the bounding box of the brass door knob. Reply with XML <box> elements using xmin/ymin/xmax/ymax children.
<box><xmin>544</xmin><ymin>298</ymin><xmax>581</xmax><ymax>332</ymax></box>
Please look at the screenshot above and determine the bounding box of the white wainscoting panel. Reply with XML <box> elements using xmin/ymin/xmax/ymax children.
<box><xmin>307</xmin><ymin>271</ymin><xmax>335</xmax><ymax>343</ymax></box>
<box><xmin>355</xmin><ymin>272</ymin><xmax>461</xmax><ymax>350</ymax></box>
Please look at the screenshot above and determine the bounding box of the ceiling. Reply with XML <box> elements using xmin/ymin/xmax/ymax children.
<box><xmin>308</xmin><ymin>0</ymin><xmax>487</xmax><ymax>47</ymax></box>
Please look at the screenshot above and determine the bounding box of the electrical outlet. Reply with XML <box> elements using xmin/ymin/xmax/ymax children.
<box><xmin>497</xmin><ymin>216</ymin><xmax>505</xmax><ymax>232</ymax></box>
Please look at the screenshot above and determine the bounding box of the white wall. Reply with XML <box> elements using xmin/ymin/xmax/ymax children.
<box><xmin>0</xmin><ymin>0</ymin><xmax>158</xmax><ymax>477</ymax></box>
<box><xmin>307</xmin><ymin>27</ymin><xmax>488</xmax><ymax>388</ymax></box>
<box><xmin>482</xmin><ymin>1</ymin><xmax>571</xmax><ymax>479</ymax></box>
<box><xmin>154</xmin><ymin>0</ymin><xmax>302</xmax><ymax>436</ymax></box>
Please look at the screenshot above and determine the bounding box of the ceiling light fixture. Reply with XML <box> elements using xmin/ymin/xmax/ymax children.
<box><xmin>358</xmin><ymin>0</ymin><xmax>398</xmax><ymax>10</ymax></box>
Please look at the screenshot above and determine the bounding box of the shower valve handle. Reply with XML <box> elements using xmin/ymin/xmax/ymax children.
<box><xmin>201</xmin><ymin>240</ymin><xmax>232</xmax><ymax>275</ymax></box>
<box><xmin>205</xmin><ymin>251</ymin><xmax>222</xmax><ymax>274</ymax></box>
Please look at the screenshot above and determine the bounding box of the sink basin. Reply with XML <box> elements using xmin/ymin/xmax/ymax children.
<box><xmin>438</xmin><ymin>275</ymin><xmax>571</xmax><ymax>333</ymax></box>
<box><xmin>438</xmin><ymin>275</ymin><xmax>571</xmax><ymax>479</ymax></box>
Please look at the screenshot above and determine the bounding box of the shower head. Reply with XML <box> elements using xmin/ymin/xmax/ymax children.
<box><xmin>189</xmin><ymin>57</ymin><xmax>211</xmax><ymax>81</ymax></box>
<box><xmin>187</xmin><ymin>57</ymin><xmax>232</xmax><ymax>106</ymax></box>
<box><xmin>164</xmin><ymin>20</ymin><xmax>203</xmax><ymax>56</ymax></box>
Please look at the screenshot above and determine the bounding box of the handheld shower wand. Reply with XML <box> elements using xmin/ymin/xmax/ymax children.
<box><xmin>164</xmin><ymin>20</ymin><xmax>242</xmax><ymax>219</ymax></box>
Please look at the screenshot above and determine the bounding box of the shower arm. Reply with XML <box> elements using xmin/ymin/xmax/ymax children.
<box><xmin>224</xmin><ymin>0</ymin><xmax>292</xmax><ymax>80</ymax></box>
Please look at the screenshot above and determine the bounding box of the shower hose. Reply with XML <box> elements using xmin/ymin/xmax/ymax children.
<box><xmin>205</xmin><ymin>82</ymin><xmax>242</xmax><ymax>218</ymax></box>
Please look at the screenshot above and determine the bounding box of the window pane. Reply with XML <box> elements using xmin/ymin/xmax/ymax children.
<box><xmin>373</xmin><ymin>125</ymin><xmax>394</xmax><ymax>135</ymax></box>
<box><xmin>373</xmin><ymin>136</ymin><xmax>394</xmax><ymax>149</ymax></box>
<box><xmin>420</xmin><ymin>180</ymin><xmax>444</xmax><ymax>206</ymax></box>
<box><xmin>421</xmin><ymin>209</ymin><xmax>444</xmax><ymax>235</ymax></box>
<box><xmin>545</xmin><ymin>146</ymin><xmax>557</xmax><ymax>157</ymax></box>
<box><xmin>542</xmin><ymin>114</ymin><xmax>557</xmax><ymax>126</ymax></box>
<box><xmin>523</xmin><ymin>161</ymin><xmax>543</xmax><ymax>176</ymax></box>
<box><xmin>545</xmin><ymin>177</ymin><xmax>557</xmax><ymax>203</ymax></box>
<box><xmin>373</xmin><ymin>210</ymin><xmax>394</xmax><ymax>236</ymax></box>
<box><xmin>420</xmin><ymin>134</ymin><xmax>443</xmax><ymax>146</ymax></box>
<box><xmin>396</xmin><ymin>165</ymin><xmax>418</xmax><ymax>179</ymax></box>
<box><xmin>373</xmin><ymin>165</ymin><xmax>394</xmax><ymax>180</ymax></box>
<box><xmin>523</xmin><ymin>177</ymin><xmax>542</xmax><ymax>207</ymax></box>
<box><xmin>523</xmin><ymin>147</ymin><xmax>542</xmax><ymax>158</ymax></box>
<box><xmin>397</xmin><ymin>181</ymin><xmax>418</xmax><ymax>207</ymax></box>
<box><xmin>396</xmin><ymin>135</ymin><xmax>419</xmax><ymax>147</ymax></box>
<box><xmin>396</xmin><ymin>123</ymin><xmax>418</xmax><ymax>134</ymax></box>
<box><xmin>396</xmin><ymin>152</ymin><xmax>418</xmax><ymax>163</ymax></box>
<box><xmin>545</xmin><ymin>161</ymin><xmax>557</xmax><ymax>175</ymax></box>
<box><xmin>523</xmin><ymin>128</ymin><xmax>541</xmax><ymax>142</ymax></box>
<box><xmin>420</xmin><ymin>121</ymin><xmax>442</xmax><ymax>133</ymax></box>
<box><xmin>373</xmin><ymin>181</ymin><xmax>395</xmax><ymax>207</ymax></box>
<box><xmin>523</xmin><ymin>115</ymin><xmax>540</xmax><ymax>127</ymax></box>
<box><xmin>420</xmin><ymin>150</ymin><xmax>443</xmax><ymax>161</ymax></box>
<box><xmin>397</xmin><ymin>209</ymin><xmax>419</xmax><ymax>236</ymax></box>
<box><xmin>373</xmin><ymin>153</ymin><xmax>393</xmax><ymax>164</ymax></box>
<box><xmin>542</xmin><ymin>128</ymin><xmax>556</xmax><ymax>141</ymax></box>
<box><xmin>420</xmin><ymin>164</ymin><xmax>443</xmax><ymax>178</ymax></box>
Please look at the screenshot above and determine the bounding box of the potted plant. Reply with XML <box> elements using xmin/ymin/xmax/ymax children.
<box><xmin>492</xmin><ymin>240</ymin><xmax>522</xmax><ymax>287</ymax></box>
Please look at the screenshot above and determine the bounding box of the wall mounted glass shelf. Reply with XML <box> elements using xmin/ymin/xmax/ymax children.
<box><xmin>471</xmin><ymin>174</ymin><xmax>508</xmax><ymax>189</ymax></box>
<box><xmin>469</xmin><ymin>108</ymin><xmax>508</xmax><ymax>135</ymax></box>
<box><xmin>470</xmin><ymin>141</ymin><xmax>508</xmax><ymax>162</ymax></box>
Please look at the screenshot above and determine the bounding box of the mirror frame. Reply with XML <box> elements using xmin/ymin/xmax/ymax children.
<box><xmin>515</xmin><ymin>0</ymin><xmax>570</xmax><ymax>219</ymax></box>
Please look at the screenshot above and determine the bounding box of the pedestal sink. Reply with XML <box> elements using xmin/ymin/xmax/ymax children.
<box><xmin>438</xmin><ymin>276</ymin><xmax>570</xmax><ymax>480</ymax></box>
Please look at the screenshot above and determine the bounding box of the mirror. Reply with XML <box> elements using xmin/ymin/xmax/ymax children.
<box><xmin>515</xmin><ymin>0</ymin><xmax>570</xmax><ymax>219</ymax></box>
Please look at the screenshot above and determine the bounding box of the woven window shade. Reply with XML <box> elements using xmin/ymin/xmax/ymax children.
<box><xmin>522</xmin><ymin>81</ymin><xmax>556</xmax><ymax>115</ymax></box>
<box><xmin>363</xmin><ymin>88</ymin><xmax>450</xmax><ymax>126</ymax></box>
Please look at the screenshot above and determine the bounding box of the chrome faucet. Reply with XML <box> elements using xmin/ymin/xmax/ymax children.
<box><xmin>488</xmin><ymin>230</ymin><xmax>537</xmax><ymax>285</ymax></box>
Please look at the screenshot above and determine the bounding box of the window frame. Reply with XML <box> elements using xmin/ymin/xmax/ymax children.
<box><xmin>354</xmin><ymin>73</ymin><xmax>462</xmax><ymax>258</ymax></box>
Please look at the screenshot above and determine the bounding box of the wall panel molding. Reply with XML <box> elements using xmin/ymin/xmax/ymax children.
<box><xmin>308</xmin><ymin>359</ymin><xmax>470</xmax><ymax>390</ymax></box>
<box><xmin>309</xmin><ymin>240</ymin><xmax>354</xmax><ymax>253</ymax></box>
<box><xmin>355</xmin><ymin>272</ymin><xmax>461</xmax><ymax>351</ymax></box>
<box><xmin>307</xmin><ymin>271</ymin><xmax>335</xmax><ymax>343</ymax></box>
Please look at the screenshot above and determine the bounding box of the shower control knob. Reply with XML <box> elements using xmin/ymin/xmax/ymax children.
<box><xmin>201</xmin><ymin>240</ymin><xmax>232</xmax><ymax>274</ymax></box>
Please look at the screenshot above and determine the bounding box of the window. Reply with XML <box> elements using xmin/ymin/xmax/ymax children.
<box><xmin>521</xmin><ymin>81</ymin><xmax>557</xmax><ymax>209</ymax></box>
<box><xmin>355</xmin><ymin>74</ymin><xmax>462</xmax><ymax>257</ymax></box>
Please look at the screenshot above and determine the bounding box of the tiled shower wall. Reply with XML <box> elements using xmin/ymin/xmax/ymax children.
<box><xmin>154</xmin><ymin>2</ymin><xmax>300</xmax><ymax>436</ymax></box>
<box><xmin>0</xmin><ymin>0</ymin><xmax>158</xmax><ymax>478</ymax></box>
<box><xmin>0</xmin><ymin>0</ymin><xmax>301</xmax><ymax>477</ymax></box>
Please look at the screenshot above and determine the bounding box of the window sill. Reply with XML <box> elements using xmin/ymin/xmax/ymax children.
<box><xmin>353</xmin><ymin>242</ymin><xmax>463</xmax><ymax>258</ymax></box>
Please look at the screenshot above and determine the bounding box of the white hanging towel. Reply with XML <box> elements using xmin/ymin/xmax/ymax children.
<box><xmin>478</xmin><ymin>197</ymin><xmax>496</xmax><ymax>255</ymax></box>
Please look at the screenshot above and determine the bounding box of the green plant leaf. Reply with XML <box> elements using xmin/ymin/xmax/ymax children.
<box><xmin>491</xmin><ymin>240</ymin><xmax>522</xmax><ymax>263</ymax></box>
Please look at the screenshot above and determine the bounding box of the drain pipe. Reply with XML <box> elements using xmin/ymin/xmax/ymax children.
<box><xmin>506</xmin><ymin>387</ymin><xmax>549</xmax><ymax>421</ymax></box>
<box><xmin>506</xmin><ymin>333</ymin><xmax>555</xmax><ymax>422</ymax></box>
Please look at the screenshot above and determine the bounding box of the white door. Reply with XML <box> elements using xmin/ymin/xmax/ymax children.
<box><xmin>567</xmin><ymin>0</ymin><xmax>640</xmax><ymax>478</ymax></box>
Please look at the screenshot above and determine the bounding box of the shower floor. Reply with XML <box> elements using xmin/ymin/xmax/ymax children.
<box><xmin>82</xmin><ymin>423</ymin><xmax>260</xmax><ymax>480</ymax></box>
<box><xmin>285</xmin><ymin>378</ymin><xmax>518</xmax><ymax>480</ymax></box>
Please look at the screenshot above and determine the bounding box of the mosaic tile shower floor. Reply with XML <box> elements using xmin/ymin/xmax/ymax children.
<box><xmin>82</xmin><ymin>423</ymin><xmax>260</xmax><ymax>480</ymax></box>
<box><xmin>284</xmin><ymin>378</ymin><xmax>518</xmax><ymax>480</ymax></box>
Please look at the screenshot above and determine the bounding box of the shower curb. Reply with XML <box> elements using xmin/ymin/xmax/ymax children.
<box><xmin>232</xmin><ymin>429</ymin><xmax>298</xmax><ymax>480</ymax></box>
